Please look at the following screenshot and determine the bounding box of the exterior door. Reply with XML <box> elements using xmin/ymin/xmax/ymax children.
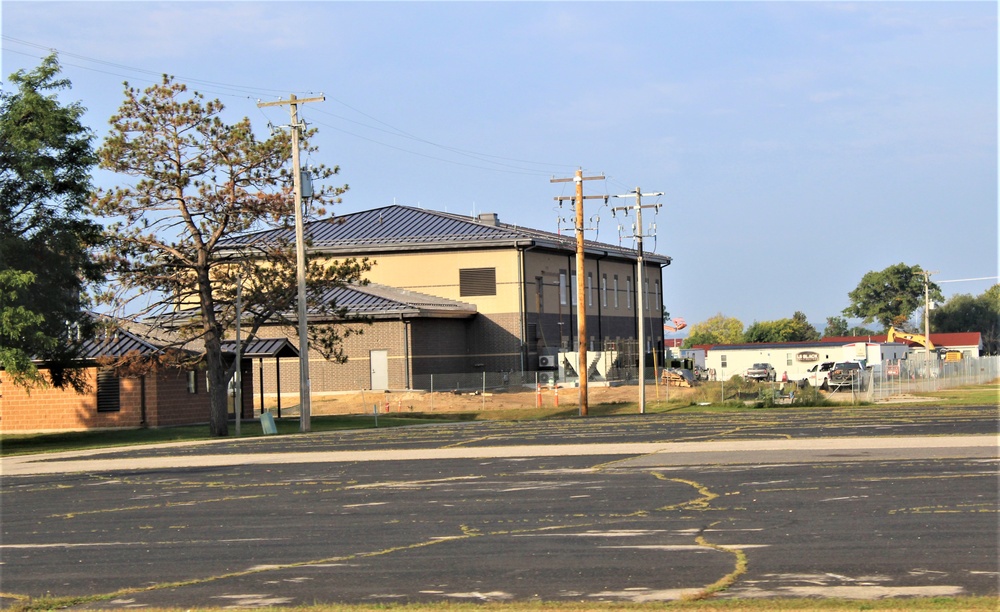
<box><xmin>370</xmin><ymin>349</ymin><xmax>389</xmax><ymax>390</ymax></box>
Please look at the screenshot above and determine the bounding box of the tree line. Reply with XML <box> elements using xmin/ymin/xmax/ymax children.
<box><xmin>682</xmin><ymin>267</ymin><xmax>999</xmax><ymax>354</ymax></box>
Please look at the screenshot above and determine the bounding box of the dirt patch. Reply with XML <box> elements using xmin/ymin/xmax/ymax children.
<box><xmin>288</xmin><ymin>383</ymin><xmax>701</xmax><ymax>416</ymax></box>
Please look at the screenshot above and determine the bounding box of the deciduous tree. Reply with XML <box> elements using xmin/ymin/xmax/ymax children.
<box><xmin>682</xmin><ymin>313</ymin><xmax>744</xmax><ymax>348</ymax></box>
<box><xmin>822</xmin><ymin>316</ymin><xmax>877</xmax><ymax>338</ymax></box>
<box><xmin>743</xmin><ymin>311</ymin><xmax>820</xmax><ymax>343</ymax></box>
<box><xmin>93</xmin><ymin>77</ymin><xmax>369</xmax><ymax>436</ymax></box>
<box><xmin>930</xmin><ymin>285</ymin><xmax>1000</xmax><ymax>354</ymax></box>
<box><xmin>0</xmin><ymin>54</ymin><xmax>106</xmax><ymax>390</ymax></box>
<box><xmin>843</xmin><ymin>263</ymin><xmax>942</xmax><ymax>330</ymax></box>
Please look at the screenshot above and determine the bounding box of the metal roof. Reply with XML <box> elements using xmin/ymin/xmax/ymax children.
<box><xmin>222</xmin><ymin>205</ymin><xmax>671</xmax><ymax>264</ymax></box>
<box><xmin>79</xmin><ymin>329</ymin><xmax>163</xmax><ymax>359</ymax></box>
<box><xmin>142</xmin><ymin>283</ymin><xmax>476</xmax><ymax>328</ymax></box>
<box><xmin>309</xmin><ymin>282</ymin><xmax>477</xmax><ymax>320</ymax></box>
<box><xmin>220</xmin><ymin>338</ymin><xmax>299</xmax><ymax>358</ymax></box>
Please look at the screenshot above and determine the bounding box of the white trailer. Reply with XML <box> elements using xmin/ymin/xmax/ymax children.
<box><xmin>841</xmin><ymin>342</ymin><xmax>908</xmax><ymax>368</ymax></box>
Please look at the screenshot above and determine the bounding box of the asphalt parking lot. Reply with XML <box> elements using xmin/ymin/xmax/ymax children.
<box><xmin>1</xmin><ymin>405</ymin><xmax>997</xmax><ymax>609</ymax></box>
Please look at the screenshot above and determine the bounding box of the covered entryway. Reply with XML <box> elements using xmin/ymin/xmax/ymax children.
<box><xmin>221</xmin><ymin>338</ymin><xmax>299</xmax><ymax>418</ymax></box>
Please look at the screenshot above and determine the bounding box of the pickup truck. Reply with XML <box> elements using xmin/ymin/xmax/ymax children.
<box><xmin>805</xmin><ymin>361</ymin><xmax>835</xmax><ymax>390</ymax></box>
<box><xmin>745</xmin><ymin>362</ymin><xmax>776</xmax><ymax>382</ymax></box>
<box><xmin>827</xmin><ymin>361</ymin><xmax>863</xmax><ymax>389</ymax></box>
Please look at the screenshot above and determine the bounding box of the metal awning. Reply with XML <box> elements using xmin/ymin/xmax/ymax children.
<box><xmin>221</xmin><ymin>338</ymin><xmax>299</xmax><ymax>359</ymax></box>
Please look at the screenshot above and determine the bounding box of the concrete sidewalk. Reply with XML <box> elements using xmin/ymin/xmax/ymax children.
<box><xmin>4</xmin><ymin>434</ymin><xmax>996</xmax><ymax>476</ymax></box>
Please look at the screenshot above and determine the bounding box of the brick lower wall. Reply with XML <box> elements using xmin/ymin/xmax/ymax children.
<box><xmin>0</xmin><ymin>365</ymin><xmax>249</xmax><ymax>433</ymax></box>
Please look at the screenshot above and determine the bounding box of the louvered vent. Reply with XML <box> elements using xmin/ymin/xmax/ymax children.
<box><xmin>96</xmin><ymin>368</ymin><xmax>120</xmax><ymax>412</ymax></box>
<box><xmin>459</xmin><ymin>267</ymin><xmax>496</xmax><ymax>297</ymax></box>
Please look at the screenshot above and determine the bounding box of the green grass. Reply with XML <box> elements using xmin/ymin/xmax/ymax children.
<box><xmin>3</xmin><ymin>382</ymin><xmax>996</xmax><ymax>458</ymax></box>
<box><xmin>913</xmin><ymin>383</ymin><xmax>1000</xmax><ymax>406</ymax></box>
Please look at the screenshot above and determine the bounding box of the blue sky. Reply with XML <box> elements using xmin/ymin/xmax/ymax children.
<box><xmin>3</xmin><ymin>1</ymin><xmax>997</xmax><ymax>333</ymax></box>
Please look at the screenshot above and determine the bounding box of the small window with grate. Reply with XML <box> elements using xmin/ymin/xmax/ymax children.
<box><xmin>96</xmin><ymin>368</ymin><xmax>120</xmax><ymax>412</ymax></box>
<box><xmin>459</xmin><ymin>267</ymin><xmax>497</xmax><ymax>296</ymax></box>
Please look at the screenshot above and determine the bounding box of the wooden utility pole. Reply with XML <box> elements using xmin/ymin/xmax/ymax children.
<box><xmin>612</xmin><ymin>188</ymin><xmax>663</xmax><ymax>414</ymax></box>
<box><xmin>922</xmin><ymin>269</ymin><xmax>938</xmax><ymax>385</ymax></box>
<box><xmin>257</xmin><ymin>93</ymin><xmax>325</xmax><ymax>432</ymax></box>
<box><xmin>552</xmin><ymin>169</ymin><xmax>606</xmax><ymax>416</ymax></box>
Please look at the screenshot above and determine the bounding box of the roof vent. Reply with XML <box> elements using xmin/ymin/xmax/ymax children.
<box><xmin>477</xmin><ymin>212</ymin><xmax>499</xmax><ymax>226</ymax></box>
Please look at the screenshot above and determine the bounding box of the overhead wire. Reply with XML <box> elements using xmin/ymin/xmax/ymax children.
<box><xmin>5</xmin><ymin>35</ymin><xmax>663</xmax><ymax>228</ymax></box>
<box><xmin>300</xmin><ymin>111</ymin><xmax>554</xmax><ymax>177</ymax></box>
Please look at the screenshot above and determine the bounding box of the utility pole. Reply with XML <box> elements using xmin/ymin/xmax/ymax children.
<box><xmin>922</xmin><ymin>269</ymin><xmax>937</xmax><ymax>385</ymax></box>
<box><xmin>612</xmin><ymin>188</ymin><xmax>663</xmax><ymax>414</ymax></box>
<box><xmin>257</xmin><ymin>93</ymin><xmax>325</xmax><ymax>432</ymax></box>
<box><xmin>552</xmin><ymin>169</ymin><xmax>606</xmax><ymax>416</ymax></box>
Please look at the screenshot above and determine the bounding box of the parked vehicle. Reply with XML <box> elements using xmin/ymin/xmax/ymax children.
<box><xmin>805</xmin><ymin>361</ymin><xmax>835</xmax><ymax>390</ymax></box>
<box><xmin>828</xmin><ymin>361</ymin><xmax>863</xmax><ymax>389</ymax></box>
<box><xmin>745</xmin><ymin>362</ymin><xmax>776</xmax><ymax>382</ymax></box>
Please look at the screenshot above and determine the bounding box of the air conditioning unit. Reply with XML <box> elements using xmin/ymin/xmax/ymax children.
<box><xmin>539</xmin><ymin>372</ymin><xmax>553</xmax><ymax>385</ymax></box>
<box><xmin>538</xmin><ymin>355</ymin><xmax>557</xmax><ymax>369</ymax></box>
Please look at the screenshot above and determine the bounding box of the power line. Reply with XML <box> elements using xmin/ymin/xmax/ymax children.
<box><xmin>309</xmin><ymin>103</ymin><xmax>576</xmax><ymax>172</ymax></box>
<box><xmin>2</xmin><ymin>36</ymin><xmax>308</xmax><ymax>99</ymax></box>
<box><xmin>938</xmin><ymin>276</ymin><xmax>998</xmax><ymax>283</ymax></box>
<box><xmin>4</xmin><ymin>36</ymin><xmax>610</xmax><ymax>187</ymax></box>
<box><xmin>302</xmin><ymin>113</ymin><xmax>557</xmax><ymax>177</ymax></box>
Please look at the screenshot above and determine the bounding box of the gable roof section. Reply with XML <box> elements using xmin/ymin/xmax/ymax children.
<box><xmin>222</xmin><ymin>204</ymin><xmax>671</xmax><ymax>264</ymax></box>
<box><xmin>220</xmin><ymin>338</ymin><xmax>299</xmax><ymax>358</ymax></box>
<box><xmin>150</xmin><ymin>282</ymin><xmax>477</xmax><ymax>327</ymax></box>
<box><xmin>310</xmin><ymin>282</ymin><xmax>477</xmax><ymax>320</ymax></box>
<box><xmin>79</xmin><ymin>327</ymin><xmax>163</xmax><ymax>360</ymax></box>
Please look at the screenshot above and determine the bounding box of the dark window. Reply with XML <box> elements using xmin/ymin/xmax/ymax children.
<box><xmin>459</xmin><ymin>267</ymin><xmax>497</xmax><ymax>296</ymax></box>
<box><xmin>96</xmin><ymin>368</ymin><xmax>120</xmax><ymax>412</ymax></box>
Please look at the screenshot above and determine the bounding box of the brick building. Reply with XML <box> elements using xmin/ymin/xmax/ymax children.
<box><xmin>0</xmin><ymin>326</ymin><xmax>282</xmax><ymax>433</ymax></box>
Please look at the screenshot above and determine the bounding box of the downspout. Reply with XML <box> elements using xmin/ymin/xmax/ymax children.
<box><xmin>659</xmin><ymin>261</ymin><xmax>670</xmax><ymax>365</ymax></box>
<box><xmin>140</xmin><ymin>375</ymin><xmax>147</xmax><ymax>426</ymax></box>
<box><xmin>517</xmin><ymin>242</ymin><xmax>538</xmax><ymax>374</ymax></box>
<box><xmin>401</xmin><ymin>314</ymin><xmax>411</xmax><ymax>390</ymax></box>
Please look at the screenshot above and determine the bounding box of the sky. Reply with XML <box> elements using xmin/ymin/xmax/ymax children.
<box><xmin>3</xmin><ymin>1</ymin><xmax>997</xmax><ymax>334</ymax></box>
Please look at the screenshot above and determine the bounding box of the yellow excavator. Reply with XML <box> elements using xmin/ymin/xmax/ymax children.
<box><xmin>886</xmin><ymin>327</ymin><xmax>962</xmax><ymax>361</ymax></box>
<box><xmin>886</xmin><ymin>326</ymin><xmax>934</xmax><ymax>350</ymax></box>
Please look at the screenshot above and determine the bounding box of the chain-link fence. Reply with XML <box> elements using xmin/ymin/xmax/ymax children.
<box><xmin>409</xmin><ymin>367</ymin><xmax>658</xmax><ymax>395</ymax></box>
<box><xmin>824</xmin><ymin>355</ymin><xmax>1000</xmax><ymax>401</ymax></box>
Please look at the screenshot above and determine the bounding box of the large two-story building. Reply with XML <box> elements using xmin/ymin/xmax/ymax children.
<box><xmin>227</xmin><ymin>204</ymin><xmax>672</xmax><ymax>393</ymax></box>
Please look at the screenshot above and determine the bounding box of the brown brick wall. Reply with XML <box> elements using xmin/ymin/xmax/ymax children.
<box><xmin>0</xmin><ymin>365</ymin><xmax>250</xmax><ymax>433</ymax></box>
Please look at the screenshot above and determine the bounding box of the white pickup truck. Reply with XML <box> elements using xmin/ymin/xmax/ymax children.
<box><xmin>805</xmin><ymin>361</ymin><xmax>835</xmax><ymax>390</ymax></box>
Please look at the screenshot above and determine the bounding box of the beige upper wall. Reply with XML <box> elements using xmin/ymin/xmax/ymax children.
<box><xmin>357</xmin><ymin>249</ymin><xmax>521</xmax><ymax>314</ymax></box>
<box><xmin>333</xmin><ymin>247</ymin><xmax>663</xmax><ymax>318</ymax></box>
